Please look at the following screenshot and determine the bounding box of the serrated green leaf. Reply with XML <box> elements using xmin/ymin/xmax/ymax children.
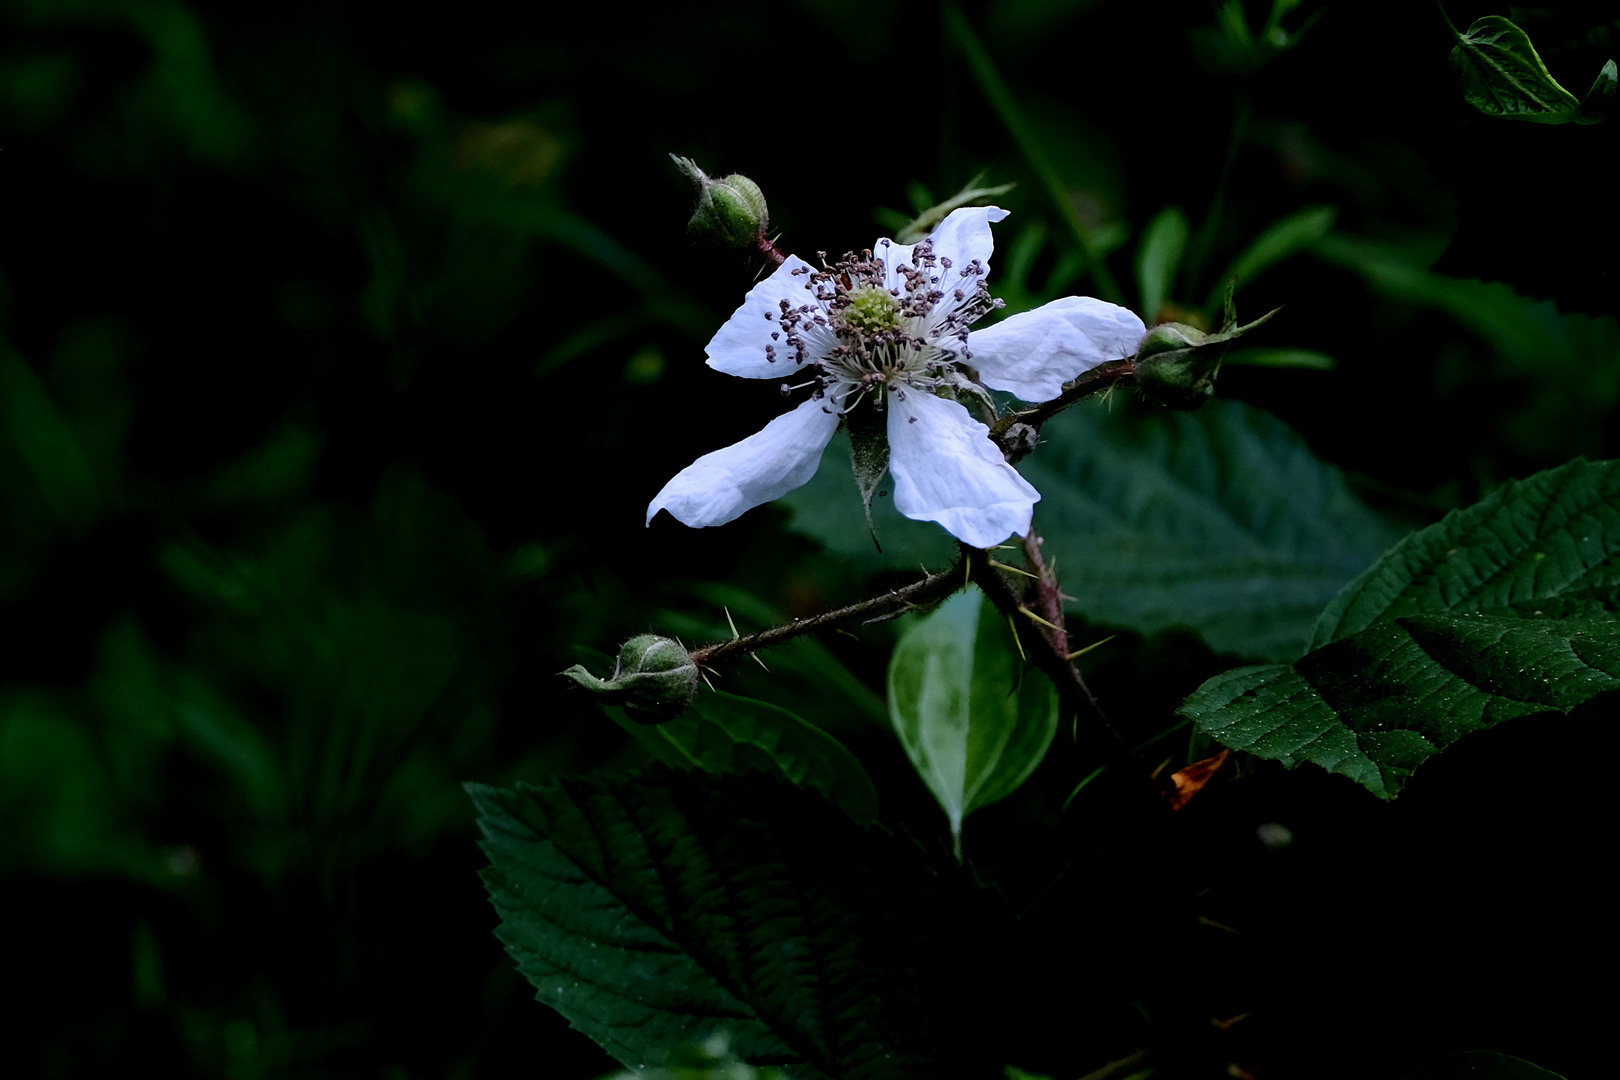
<box><xmin>1182</xmin><ymin>458</ymin><xmax>1620</xmax><ymax>798</ymax></box>
<box><xmin>471</xmin><ymin>767</ymin><xmax>963</xmax><ymax>1079</ymax></box>
<box><xmin>886</xmin><ymin>588</ymin><xmax>1058</xmax><ymax>848</ymax></box>
<box><xmin>608</xmin><ymin>691</ymin><xmax>880</xmax><ymax>824</ymax></box>
<box><xmin>1403</xmin><ymin>1050</ymin><xmax>1567</xmax><ymax>1080</ymax></box>
<box><xmin>1022</xmin><ymin>398</ymin><xmax>1402</xmax><ymax>661</ymax></box>
<box><xmin>1446</xmin><ymin>14</ymin><xmax>1583</xmax><ymax>124</ymax></box>
<box><xmin>1204</xmin><ymin>205</ymin><xmax>1336</xmax><ymax>311</ymax></box>
<box><xmin>1311</xmin><ymin>458</ymin><xmax>1619</xmax><ymax>645</ymax></box>
<box><xmin>1135</xmin><ymin>205</ymin><xmax>1189</xmax><ymax>319</ymax></box>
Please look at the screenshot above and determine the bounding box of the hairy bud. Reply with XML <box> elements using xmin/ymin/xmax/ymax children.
<box><xmin>562</xmin><ymin>634</ymin><xmax>700</xmax><ymax>722</ymax></box>
<box><xmin>671</xmin><ymin>154</ymin><xmax>770</xmax><ymax>249</ymax></box>
<box><xmin>1134</xmin><ymin>322</ymin><xmax>1224</xmax><ymax>409</ymax></box>
<box><xmin>1135</xmin><ymin>282</ymin><xmax>1279</xmax><ymax>410</ymax></box>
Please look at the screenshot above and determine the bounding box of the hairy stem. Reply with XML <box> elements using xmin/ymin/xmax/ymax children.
<box><xmin>756</xmin><ymin>232</ymin><xmax>787</xmax><ymax>267</ymax></box>
<box><xmin>690</xmin><ymin>561</ymin><xmax>965</xmax><ymax>668</ymax></box>
<box><xmin>991</xmin><ymin>357</ymin><xmax>1136</xmax><ymax>461</ymax></box>
<box><xmin>967</xmin><ymin>543</ymin><xmax>1122</xmax><ymax>749</ymax></box>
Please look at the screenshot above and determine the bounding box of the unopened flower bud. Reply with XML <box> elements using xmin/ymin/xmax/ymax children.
<box><xmin>562</xmin><ymin>634</ymin><xmax>700</xmax><ymax>723</ymax></box>
<box><xmin>1134</xmin><ymin>322</ymin><xmax>1223</xmax><ymax>410</ymax></box>
<box><xmin>1134</xmin><ymin>288</ymin><xmax>1280</xmax><ymax>410</ymax></box>
<box><xmin>671</xmin><ymin>154</ymin><xmax>769</xmax><ymax>248</ymax></box>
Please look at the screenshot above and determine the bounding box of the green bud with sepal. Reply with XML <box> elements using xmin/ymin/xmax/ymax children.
<box><xmin>671</xmin><ymin>154</ymin><xmax>770</xmax><ymax>249</ymax></box>
<box><xmin>1135</xmin><ymin>280</ymin><xmax>1278</xmax><ymax>409</ymax></box>
<box><xmin>562</xmin><ymin>634</ymin><xmax>700</xmax><ymax>722</ymax></box>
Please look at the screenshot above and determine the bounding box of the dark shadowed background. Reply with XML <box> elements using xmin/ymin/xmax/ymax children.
<box><xmin>2</xmin><ymin>0</ymin><xmax>1614</xmax><ymax>1076</ymax></box>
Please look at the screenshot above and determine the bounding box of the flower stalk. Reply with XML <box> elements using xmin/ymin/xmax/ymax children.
<box><xmin>688</xmin><ymin>561</ymin><xmax>966</xmax><ymax>669</ymax></box>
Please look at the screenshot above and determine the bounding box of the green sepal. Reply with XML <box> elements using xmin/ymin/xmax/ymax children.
<box><xmin>844</xmin><ymin>406</ymin><xmax>890</xmax><ymax>545</ymax></box>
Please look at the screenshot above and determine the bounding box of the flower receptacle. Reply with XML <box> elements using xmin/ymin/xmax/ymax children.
<box><xmin>562</xmin><ymin>634</ymin><xmax>700</xmax><ymax>722</ymax></box>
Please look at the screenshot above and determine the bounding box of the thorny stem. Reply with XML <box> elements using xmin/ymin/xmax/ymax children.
<box><xmin>991</xmin><ymin>357</ymin><xmax>1136</xmax><ymax>461</ymax></box>
<box><xmin>967</xmin><ymin>543</ymin><xmax>1124</xmax><ymax>750</ymax></box>
<box><xmin>692</xmin><ymin>357</ymin><xmax>1138</xmax><ymax>682</ymax></box>
<box><xmin>689</xmin><ymin>562</ymin><xmax>963</xmax><ymax>668</ymax></box>
<box><xmin>679</xmin><ymin>350</ymin><xmax>1153</xmax><ymax>778</ymax></box>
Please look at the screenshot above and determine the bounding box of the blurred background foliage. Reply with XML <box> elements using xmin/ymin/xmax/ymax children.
<box><xmin>2</xmin><ymin>0</ymin><xmax>1614</xmax><ymax>1076</ymax></box>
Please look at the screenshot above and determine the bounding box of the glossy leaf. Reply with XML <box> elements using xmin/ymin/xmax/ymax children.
<box><xmin>1446</xmin><ymin>14</ymin><xmax>1595</xmax><ymax>124</ymax></box>
<box><xmin>1182</xmin><ymin>458</ymin><xmax>1620</xmax><ymax>798</ymax></box>
<box><xmin>886</xmin><ymin>587</ymin><xmax>1058</xmax><ymax>847</ymax></box>
<box><xmin>472</xmin><ymin>767</ymin><xmax>967</xmax><ymax>1078</ymax></box>
<box><xmin>1022</xmin><ymin>398</ymin><xmax>1402</xmax><ymax>661</ymax></box>
<box><xmin>609</xmin><ymin>690</ymin><xmax>880</xmax><ymax>824</ymax></box>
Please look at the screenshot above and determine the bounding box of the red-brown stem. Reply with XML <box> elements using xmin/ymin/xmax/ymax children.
<box><xmin>689</xmin><ymin>561</ymin><xmax>963</xmax><ymax>668</ymax></box>
<box><xmin>756</xmin><ymin>232</ymin><xmax>787</xmax><ymax>267</ymax></box>
<box><xmin>991</xmin><ymin>357</ymin><xmax>1136</xmax><ymax>462</ymax></box>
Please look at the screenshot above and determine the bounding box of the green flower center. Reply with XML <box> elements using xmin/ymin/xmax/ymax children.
<box><xmin>842</xmin><ymin>286</ymin><xmax>903</xmax><ymax>334</ymax></box>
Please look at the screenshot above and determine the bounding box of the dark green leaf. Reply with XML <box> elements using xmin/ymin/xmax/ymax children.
<box><xmin>1182</xmin><ymin>458</ymin><xmax>1620</xmax><ymax>798</ymax></box>
<box><xmin>1403</xmin><ymin>1049</ymin><xmax>1567</xmax><ymax>1080</ymax></box>
<box><xmin>1447</xmin><ymin>14</ymin><xmax>1583</xmax><ymax>124</ymax></box>
<box><xmin>886</xmin><ymin>588</ymin><xmax>1058</xmax><ymax>847</ymax></box>
<box><xmin>471</xmin><ymin>767</ymin><xmax>970</xmax><ymax>1078</ymax></box>
<box><xmin>609</xmin><ymin>691</ymin><xmax>880</xmax><ymax>824</ymax></box>
<box><xmin>1023</xmin><ymin>398</ymin><xmax>1402</xmax><ymax>661</ymax></box>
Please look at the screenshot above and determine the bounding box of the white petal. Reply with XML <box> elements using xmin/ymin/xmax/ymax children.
<box><xmin>887</xmin><ymin>391</ymin><xmax>1038</xmax><ymax>549</ymax></box>
<box><xmin>926</xmin><ymin>204</ymin><xmax>997</xmax><ymax>268</ymax></box>
<box><xmin>874</xmin><ymin>205</ymin><xmax>1009</xmax><ymax>300</ymax></box>
<box><xmin>647</xmin><ymin>396</ymin><xmax>840</xmax><ymax>528</ymax></box>
<box><xmin>967</xmin><ymin>296</ymin><xmax>1147</xmax><ymax>402</ymax></box>
<box><xmin>705</xmin><ymin>254</ymin><xmax>824</xmax><ymax>378</ymax></box>
<box><xmin>926</xmin><ymin>205</ymin><xmax>1009</xmax><ymax>293</ymax></box>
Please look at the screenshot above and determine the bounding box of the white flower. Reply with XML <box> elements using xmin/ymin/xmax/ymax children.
<box><xmin>646</xmin><ymin>206</ymin><xmax>1146</xmax><ymax>549</ymax></box>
